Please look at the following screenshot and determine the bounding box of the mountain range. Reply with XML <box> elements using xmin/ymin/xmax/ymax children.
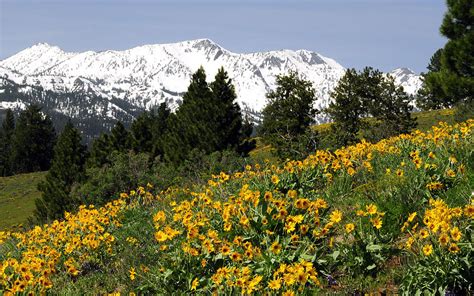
<box><xmin>0</xmin><ymin>39</ymin><xmax>423</xmax><ymax>141</ymax></box>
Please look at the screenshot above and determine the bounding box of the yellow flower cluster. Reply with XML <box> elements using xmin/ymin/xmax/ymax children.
<box><xmin>0</xmin><ymin>200</ymin><xmax>126</xmax><ymax>294</ymax></box>
<box><xmin>268</xmin><ymin>260</ymin><xmax>321</xmax><ymax>292</ymax></box>
<box><xmin>356</xmin><ymin>204</ymin><xmax>385</xmax><ymax>229</ymax></box>
<box><xmin>403</xmin><ymin>199</ymin><xmax>473</xmax><ymax>255</ymax></box>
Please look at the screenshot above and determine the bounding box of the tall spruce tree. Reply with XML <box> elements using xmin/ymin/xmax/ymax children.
<box><xmin>327</xmin><ymin>67</ymin><xmax>416</xmax><ymax>145</ymax></box>
<box><xmin>110</xmin><ymin>121</ymin><xmax>131</xmax><ymax>152</ymax></box>
<box><xmin>416</xmin><ymin>49</ymin><xmax>453</xmax><ymax>110</ymax></box>
<box><xmin>150</xmin><ymin>102</ymin><xmax>171</xmax><ymax>158</ymax></box>
<box><xmin>164</xmin><ymin>67</ymin><xmax>212</xmax><ymax>163</ymax></box>
<box><xmin>418</xmin><ymin>0</ymin><xmax>473</xmax><ymax>109</ymax></box>
<box><xmin>35</xmin><ymin>121</ymin><xmax>87</xmax><ymax>221</ymax></box>
<box><xmin>130</xmin><ymin>102</ymin><xmax>171</xmax><ymax>157</ymax></box>
<box><xmin>11</xmin><ymin>105</ymin><xmax>56</xmax><ymax>173</ymax></box>
<box><xmin>131</xmin><ymin>111</ymin><xmax>155</xmax><ymax>153</ymax></box>
<box><xmin>373</xmin><ymin>76</ymin><xmax>417</xmax><ymax>136</ymax></box>
<box><xmin>87</xmin><ymin>133</ymin><xmax>113</xmax><ymax>168</ymax></box>
<box><xmin>260</xmin><ymin>71</ymin><xmax>318</xmax><ymax>159</ymax></box>
<box><xmin>164</xmin><ymin>67</ymin><xmax>253</xmax><ymax>164</ymax></box>
<box><xmin>210</xmin><ymin>67</ymin><xmax>244</xmax><ymax>151</ymax></box>
<box><xmin>0</xmin><ymin>109</ymin><xmax>15</xmax><ymax>176</ymax></box>
<box><xmin>326</xmin><ymin>68</ymin><xmax>365</xmax><ymax>147</ymax></box>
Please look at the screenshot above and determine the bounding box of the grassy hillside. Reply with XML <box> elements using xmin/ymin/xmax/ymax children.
<box><xmin>313</xmin><ymin>108</ymin><xmax>456</xmax><ymax>133</ymax></box>
<box><xmin>0</xmin><ymin>171</ymin><xmax>46</xmax><ymax>230</ymax></box>
<box><xmin>0</xmin><ymin>119</ymin><xmax>472</xmax><ymax>295</ymax></box>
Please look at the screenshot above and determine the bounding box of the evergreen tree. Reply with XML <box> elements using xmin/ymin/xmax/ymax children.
<box><xmin>0</xmin><ymin>109</ymin><xmax>15</xmax><ymax>176</ymax></box>
<box><xmin>150</xmin><ymin>102</ymin><xmax>171</xmax><ymax>158</ymax></box>
<box><xmin>11</xmin><ymin>105</ymin><xmax>56</xmax><ymax>173</ymax></box>
<box><xmin>373</xmin><ymin>76</ymin><xmax>417</xmax><ymax>137</ymax></box>
<box><xmin>131</xmin><ymin>111</ymin><xmax>154</xmax><ymax>153</ymax></box>
<box><xmin>418</xmin><ymin>0</ymin><xmax>474</xmax><ymax>109</ymax></box>
<box><xmin>164</xmin><ymin>67</ymin><xmax>254</xmax><ymax>164</ymax></box>
<box><xmin>260</xmin><ymin>71</ymin><xmax>318</xmax><ymax>159</ymax></box>
<box><xmin>210</xmin><ymin>67</ymin><xmax>244</xmax><ymax>151</ymax></box>
<box><xmin>416</xmin><ymin>49</ymin><xmax>453</xmax><ymax>110</ymax></box>
<box><xmin>130</xmin><ymin>102</ymin><xmax>171</xmax><ymax>158</ymax></box>
<box><xmin>110</xmin><ymin>121</ymin><xmax>131</xmax><ymax>152</ymax></box>
<box><xmin>87</xmin><ymin>133</ymin><xmax>113</xmax><ymax>168</ymax></box>
<box><xmin>35</xmin><ymin>121</ymin><xmax>87</xmax><ymax>221</ymax></box>
<box><xmin>327</xmin><ymin>67</ymin><xmax>416</xmax><ymax>145</ymax></box>
<box><xmin>326</xmin><ymin>68</ymin><xmax>365</xmax><ymax>147</ymax></box>
<box><xmin>163</xmin><ymin>67</ymin><xmax>219</xmax><ymax>163</ymax></box>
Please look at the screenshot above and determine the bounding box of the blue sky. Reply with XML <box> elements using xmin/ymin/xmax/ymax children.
<box><xmin>0</xmin><ymin>0</ymin><xmax>446</xmax><ymax>72</ymax></box>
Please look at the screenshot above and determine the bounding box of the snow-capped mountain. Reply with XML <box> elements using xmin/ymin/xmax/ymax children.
<box><xmin>0</xmin><ymin>39</ymin><xmax>422</xmax><ymax>139</ymax></box>
<box><xmin>389</xmin><ymin>67</ymin><xmax>423</xmax><ymax>95</ymax></box>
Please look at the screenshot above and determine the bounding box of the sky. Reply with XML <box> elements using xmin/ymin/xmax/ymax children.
<box><xmin>0</xmin><ymin>0</ymin><xmax>447</xmax><ymax>73</ymax></box>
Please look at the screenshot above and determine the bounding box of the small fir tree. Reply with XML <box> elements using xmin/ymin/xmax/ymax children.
<box><xmin>326</xmin><ymin>68</ymin><xmax>365</xmax><ymax>147</ymax></box>
<box><xmin>260</xmin><ymin>71</ymin><xmax>318</xmax><ymax>159</ymax></box>
<box><xmin>35</xmin><ymin>121</ymin><xmax>87</xmax><ymax>221</ymax></box>
<box><xmin>0</xmin><ymin>109</ymin><xmax>15</xmax><ymax>176</ymax></box>
<box><xmin>11</xmin><ymin>105</ymin><xmax>56</xmax><ymax>173</ymax></box>
<box><xmin>417</xmin><ymin>0</ymin><xmax>473</xmax><ymax>109</ymax></box>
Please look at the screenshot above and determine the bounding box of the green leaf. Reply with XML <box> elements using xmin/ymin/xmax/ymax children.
<box><xmin>366</xmin><ymin>244</ymin><xmax>382</xmax><ymax>252</ymax></box>
<box><xmin>366</xmin><ymin>264</ymin><xmax>376</xmax><ymax>270</ymax></box>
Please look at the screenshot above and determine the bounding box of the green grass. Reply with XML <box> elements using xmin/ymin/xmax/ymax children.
<box><xmin>313</xmin><ymin>108</ymin><xmax>457</xmax><ymax>134</ymax></box>
<box><xmin>0</xmin><ymin>171</ymin><xmax>46</xmax><ymax>230</ymax></box>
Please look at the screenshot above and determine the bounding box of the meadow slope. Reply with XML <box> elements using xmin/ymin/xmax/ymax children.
<box><xmin>0</xmin><ymin>119</ymin><xmax>473</xmax><ymax>295</ymax></box>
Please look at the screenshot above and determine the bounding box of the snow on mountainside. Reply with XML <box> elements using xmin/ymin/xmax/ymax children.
<box><xmin>389</xmin><ymin>67</ymin><xmax>423</xmax><ymax>95</ymax></box>
<box><xmin>0</xmin><ymin>39</ymin><xmax>422</xmax><ymax>137</ymax></box>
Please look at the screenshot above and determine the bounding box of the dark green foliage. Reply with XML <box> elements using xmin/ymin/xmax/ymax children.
<box><xmin>326</xmin><ymin>68</ymin><xmax>365</xmax><ymax>147</ymax></box>
<box><xmin>87</xmin><ymin>121</ymin><xmax>134</xmax><ymax>169</ymax></box>
<box><xmin>149</xmin><ymin>102</ymin><xmax>171</xmax><ymax>158</ymax></box>
<box><xmin>35</xmin><ymin>121</ymin><xmax>87</xmax><ymax>221</ymax></box>
<box><xmin>87</xmin><ymin>133</ymin><xmax>113</xmax><ymax>168</ymax></box>
<box><xmin>327</xmin><ymin>67</ymin><xmax>416</xmax><ymax>146</ymax></box>
<box><xmin>11</xmin><ymin>105</ymin><xmax>56</xmax><ymax>173</ymax></box>
<box><xmin>368</xmin><ymin>75</ymin><xmax>417</xmax><ymax>139</ymax></box>
<box><xmin>0</xmin><ymin>109</ymin><xmax>15</xmax><ymax>176</ymax></box>
<box><xmin>131</xmin><ymin>111</ymin><xmax>154</xmax><ymax>153</ymax></box>
<box><xmin>110</xmin><ymin>121</ymin><xmax>131</xmax><ymax>152</ymax></box>
<box><xmin>417</xmin><ymin>0</ymin><xmax>474</xmax><ymax>110</ymax></box>
<box><xmin>259</xmin><ymin>71</ymin><xmax>318</xmax><ymax>159</ymax></box>
<box><xmin>130</xmin><ymin>102</ymin><xmax>170</xmax><ymax>157</ymax></box>
<box><xmin>209</xmin><ymin>68</ymin><xmax>244</xmax><ymax>150</ymax></box>
<box><xmin>163</xmin><ymin>67</ymin><xmax>214</xmax><ymax>164</ymax></box>
<box><xmin>164</xmin><ymin>67</ymin><xmax>253</xmax><ymax>164</ymax></box>
<box><xmin>72</xmin><ymin>151</ymin><xmax>152</xmax><ymax>206</ymax></box>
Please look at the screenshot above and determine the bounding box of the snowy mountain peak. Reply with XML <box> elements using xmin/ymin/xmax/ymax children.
<box><xmin>389</xmin><ymin>67</ymin><xmax>422</xmax><ymax>95</ymax></box>
<box><xmin>0</xmin><ymin>39</ymin><xmax>423</xmax><ymax>135</ymax></box>
<box><xmin>390</xmin><ymin>67</ymin><xmax>415</xmax><ymax>76</ymax></box>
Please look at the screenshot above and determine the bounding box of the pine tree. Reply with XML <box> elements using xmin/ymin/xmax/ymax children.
<box><xmin>164</xmin><ymin>67</ymin><xmax>253</xmax><ymax>164</ymax></box>
<box><xmin>35</xmin><ymin>121</ymin><xmax>87</xmax><ymax>221</ymax></box>
<box><xmin>418</xmin><ymin>0</ymin><xmax>474</xmax><ymax>109</ymax></box>
<box><xmin>374</xmin><ymin>76</ymin><xmax>417</xmax><ymax>136</ymax></box>
<box><xmin>163</xmin><ymin>67</ymin><xmax>217</xmax><ymax>164</ymax></box>
<box><xmin>260</xmin><ymin>71</ymin><xmax>318</xmax><ymax>159</ymax></box>
<box><xmin>110</xmin><ymin>121</ymin><xmax>131</xmax><ymax>152</ymax></box>
<box><xmin>130</xmin><ymin>102</ymin><xmax>171</xmax><ymax>157</ymax></box>
<box><xmin>11</xmin><ymin>105</ymin><xmax>56</xmax><ymax>173</ymax></box>
<box><xmin>416</xmin><ymin>49</ymin><xmax>453</xmax><ymax>110</ymax></box>
<box><xmin>326</xmin><ymin>68</ymin><xmax>365</xmax><ymax>147</ymax></box>
<box><xmin>150</xmin><ymin>102</ymin><xmax>171</xmax><ymax>158</ymax></box>
<box><xmin>328</xmin><ymin>67</ymin><xmax>416</xmax><ymax>145</ymax></box>
<box><xmin>87</xmin><ymin>133</ymin><xmax>113</xmax><ymax>168</ymax></box>
<box><xmin>131</xmin><ymin>111</ymin><xmax>154</xmax><ymax>153</ymax></box>
<box><xmin>210</xmin><ymin>67</ymin><xmax>244</xmax><ymax>151</ymax></box>
<box><xmin>0</xmin><ymin>109</ymin><xmax>15</xmax><ymax>176</ymax></box>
